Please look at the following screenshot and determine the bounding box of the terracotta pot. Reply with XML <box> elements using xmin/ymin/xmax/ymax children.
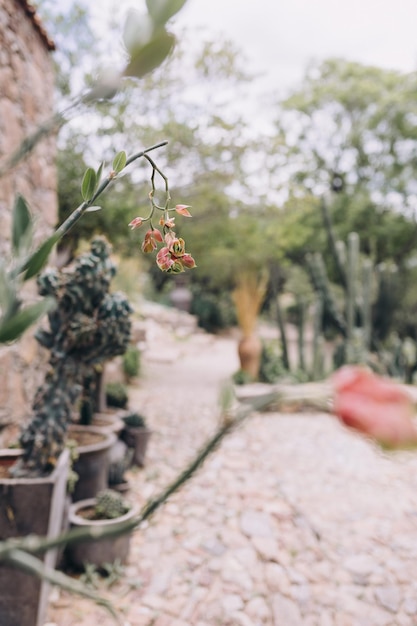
<box><xmin>120</xmin><ymin>427</ymin><xmax>152</xmax><ymax>467</ymax></box>
<box><xmin>67</xmin><ymin>425</ymin><xmax>116</xmax><ymax>502</ymax></box>
<box><xmin>67</xmin><ymin>498</ymin><xmax>139</xmax><ymax>570</ymax></box>
<box><xmin>0</xmin><ymin>448</ymin><xmax>70</xmax><ymax>626</ymax></box>
<box><xmin>238</xmin><ymin>334</ymin><xmax>262</xmax><ymax>379</ymax></box>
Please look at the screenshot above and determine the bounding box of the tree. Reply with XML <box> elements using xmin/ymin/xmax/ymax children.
<box><xmin>270</xmin><ymin>58</ymin><xmax>417</xmax><ymax>266</ymax></box>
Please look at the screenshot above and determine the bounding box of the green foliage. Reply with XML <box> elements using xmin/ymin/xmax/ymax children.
<box><xmin>272</xmin><ymin>58</ymin><xmax>417</xmax><ymax>269</ymax></box>
<box><xmin>145</xmin><ymin>0</ymin><xmax>188</xmax><ymax>25</ymax></box>
<box><xmin>232</xmin><ymin>369</ymin><xmax>255</xmax><ymax>386</ymax></box>
<box><xmin>106</xmin><ymin>382</ymin><xmax>129</xmax><ymax>409</ymax></box>
<box><xmin>122</xmin><ymin>412</ymin><xmax>147</xmax><ymax>428</ymax></box>
<box><xmin>112</xmin><ymin>151</ymin><xmax>127</xmax><ymax>174</ymax></box>
<box><xmin>122</xmin><ymin>346</ymin><xmax>141</xmax><ymax>379</ymax></box>
<box><xmin>258</xmin><ymin>341</ymin><xmax>286</xmax><ymax>384</ymax></box>
<box><xmin>12</xmin><ymin>195</ymin><xmax>32</xmax><ymax>254</ymax></box>
<box><xmin>277</xmin><ymin>59</ymin><xmax>417</xmax><ymax>201</ymax></box>
<box><xmin>125</xmin><ymin>31</ymin><xmax>176</xmax><ymax>79</ymax></box>
<box><xmin>0</xmin><ymin>196</ymin><xmax>56</xmax><ymax>343</ymax></box>
<box><xmin>81</xmin><ymin>168</ymin><xmax>97</xmax><ymax>201</ymax></box>
<box><xmin>23</xmin><ymin>233</ymin><xmax>60</xmax><ymax>280</ymax></box>
<box><xmin>190</xmin><ymin>286</ymin><xmax>236</xmax><ymax>333</ymax></box>
<box><xmin>0</xmin><ymin>299</ymin><xmax>54</xmax><ymax>344</ymax></box>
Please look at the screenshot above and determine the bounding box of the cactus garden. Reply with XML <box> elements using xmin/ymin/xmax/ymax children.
<box><xmin>3</xmin><ymin>0</ymin><xmax>417</xmax><ymax>624</ymax></box>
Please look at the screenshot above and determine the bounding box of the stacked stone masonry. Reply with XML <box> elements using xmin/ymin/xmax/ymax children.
<box><xmin>0</xmin><ymin>0</ymin><xmax>56</xmax><ymax>427</ymax></box>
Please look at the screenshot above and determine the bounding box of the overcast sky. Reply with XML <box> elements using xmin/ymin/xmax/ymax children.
<box><xmin>91</xmin><ymin>0</ymin><xmax>417</xmax><ymax>98</ymax></box>
<box><xmin>172</xmin><ymin>0</ymin><xmax>417</xmax><ymax>96</ymax></box>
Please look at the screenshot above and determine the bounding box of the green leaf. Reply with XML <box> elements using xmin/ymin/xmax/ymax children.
<box><xmin>81</xmin><ymin>167</ymin><xmax>97</xmax><ymax>201</ymax></box>
<box><xmin>96</xmin><ymin>161</ymin><xmax>104</xmax><ymax>184</ymax></box>
<box><xmin>123</xmin><ymin>10</ymin><xmax>153</xmax><ymax>53</ymax></box>
<box><xmin>23</xmin><ymin>233</ymin><xmax>60</xmax><ymax>280</ymax></box>
<box><xmin>0</xmin><ymin>298</ymin><xmax>54</xmax><ymax>344</ymax></box>
<box><xmin>12</xmin><ymin>195</ymin><xmax>32</xmax><ymax>253</ymax></box>
<box><xmin>112</xmin><ymin>151</ymin><xmax>127</xmax><ymax>174</ymax></box>
<box><xmin>124</xmin><ymin>31</ymin><xmax>175</xmax><ymax>79</ymax></box>
<box><xmin>146</xmin><ymin>0</ymin><xmax>188</xmax><ymax>25</ymax></box>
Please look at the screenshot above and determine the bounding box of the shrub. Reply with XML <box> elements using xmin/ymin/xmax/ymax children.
<box><xmin>105</xmin><ymin>382</ymin><xmax>128</xmax><ymax>409</ymax></box>
<box><xmin>123</xmin><ymin>346</ymin><xmax>141</xmax><ymax>380</ymax></box>
<box><xmin>190</xmin><ymin>287</ymin><xmax>236</xmax><ymax>333</ymax></box>
<box><xmin>259</xmin><ymin>341</ymin><xmax>286</xmax><ymax>384</ymax></box>
<box><xmin>232</xmin><ymin>369</ymin><xmax>255</xmax><ymax>385</ymax></box>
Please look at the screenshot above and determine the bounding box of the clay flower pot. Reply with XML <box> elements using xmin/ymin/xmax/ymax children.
<box><xmin>67</xmin><ymin>425</ymin><xmax>116</xmax><ymax>501</ymax></box>
<box><xmin>238</xmin><ymin>334</ymin><xmax>262</xmax><ymax>380</ymax></box>
<box><xmin>67</xmin><ymin>498</ymin><xmax>139</xmax><ymax>570</ymax></box>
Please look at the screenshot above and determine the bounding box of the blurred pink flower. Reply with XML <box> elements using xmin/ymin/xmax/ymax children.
<box><xmin>333</xmin><ymin>365</ymin><xmax>417</xmax><ymax>449</ymax></box>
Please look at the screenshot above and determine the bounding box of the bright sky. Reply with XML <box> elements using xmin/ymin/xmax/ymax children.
<box><xmin>173</xmin><ymin>0</ymin><xmax>417</xmax><ymax>96</ymax></box>
<box><xmin>91</xmin><ymin>0</ymin><xmax>417</xmax><ymax>98</ymax></box>
<box><xmin>88</xmin><ymin>0</ymin><xmax>417</xmax><ymax>138</ymax></box>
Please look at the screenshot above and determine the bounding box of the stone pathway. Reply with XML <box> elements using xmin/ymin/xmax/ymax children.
<box><xmin>46</xmin><ymin>326</ymin><xmax>417</xmax><ymax>626</ymax></box>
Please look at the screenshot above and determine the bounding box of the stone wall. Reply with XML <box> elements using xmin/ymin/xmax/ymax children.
<box><xmin>0</xmin><ymin>0</ymin><xmax>57</xmax><ymax>428</ymax></box>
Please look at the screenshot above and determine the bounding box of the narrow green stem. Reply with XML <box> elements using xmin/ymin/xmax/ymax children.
<box><xmin>143</xmin><ymin>153</ymin><xmax>171</xmax><ymax>210</ymax></box>
<box><xmin>56</xmin><ymin>140</ymin><xmax>168</xmax><ymax>240</ymax></box>
<box><xmin>14</xmin><ymin>141</ymin><xmax>168</xmax><ymax>279</ymax></box>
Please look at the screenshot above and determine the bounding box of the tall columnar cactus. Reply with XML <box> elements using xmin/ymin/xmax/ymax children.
<box><xmin>346</xmin><ymin>232</ymin><xmax>359</xmax><ymax>342</ymax></box>
<box><xmin>311</xmin><ymin>297</ymin><xmax>325</xmax><ymax>381</ymax></box>
<box><xmin>296</xmin><ymin>295</ymin><xmax>307</xmax><ymax>372</ymax></box>
<box><xmin>305</xmin><ymin>232</ymin><xmax>376</xmax><ymax>372</ymax></box>
<box><xmin>16</xmin><ymin>237</ymin><xmax>132</xmax><ymax>476</ymax></box>
<box><xmin>305</xmin><ymin>252</ymin><xmax>347</xmax><ymax>336</ymax></box>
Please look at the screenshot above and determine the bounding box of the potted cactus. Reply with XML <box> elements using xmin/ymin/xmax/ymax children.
<box><xmin>67</xmin><ymin>488</ymin><xmax>139</xmax><ymax>570</ymax></box>
<box><xmin>120</xmin><ymin>411</ymin><xmax>152</xmax><ymax>467</ymax></box>
<box><xmin>36</xmin><ymin>236</ymin><xmax>132</xmax><ymax>500</ymax></box>
<box><xmin>0</xmin><ymin>236</ymin><xmax>133</xmax><ymax>624</ymax></box>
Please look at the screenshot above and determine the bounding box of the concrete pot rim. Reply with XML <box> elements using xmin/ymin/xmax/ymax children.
<box><xmin>67</xmin><ymin>425</ymin><xmax>116</xmax><ymax>454</ymax></box>
<box><xmin>0</xmin><ymin>447</ymin><xmax>70</xmax><ymax>484</ymax></box>
<box><xmin>69</xmin><ymin>498</ymin><xmax>140</xmax><ymax>527</ymax></box>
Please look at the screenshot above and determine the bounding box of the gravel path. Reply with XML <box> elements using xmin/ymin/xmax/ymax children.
<box><xmin>46</xmin><ymin>328</ymin><xmax>417</xmax><ymax>626</ymax></box>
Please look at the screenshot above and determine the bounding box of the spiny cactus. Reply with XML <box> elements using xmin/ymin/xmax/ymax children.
<box><xmin>15</xmin><ymin>237</ymin><xmax>132</xmax><ymax>476</ymax></box>
<box><xmin>304</xmin><ymin>232</ymin><xmax>374</xmax><ymax>375</ymax></box>
<box><xmin>94</xmin><ymin>489</ymin><xmax>131</xmax><ymax>520</ymax></box>
<box><xmin>122</xmin><ymin>412</ymin><xmax>147</xmax><ymax>428</ymax></box>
